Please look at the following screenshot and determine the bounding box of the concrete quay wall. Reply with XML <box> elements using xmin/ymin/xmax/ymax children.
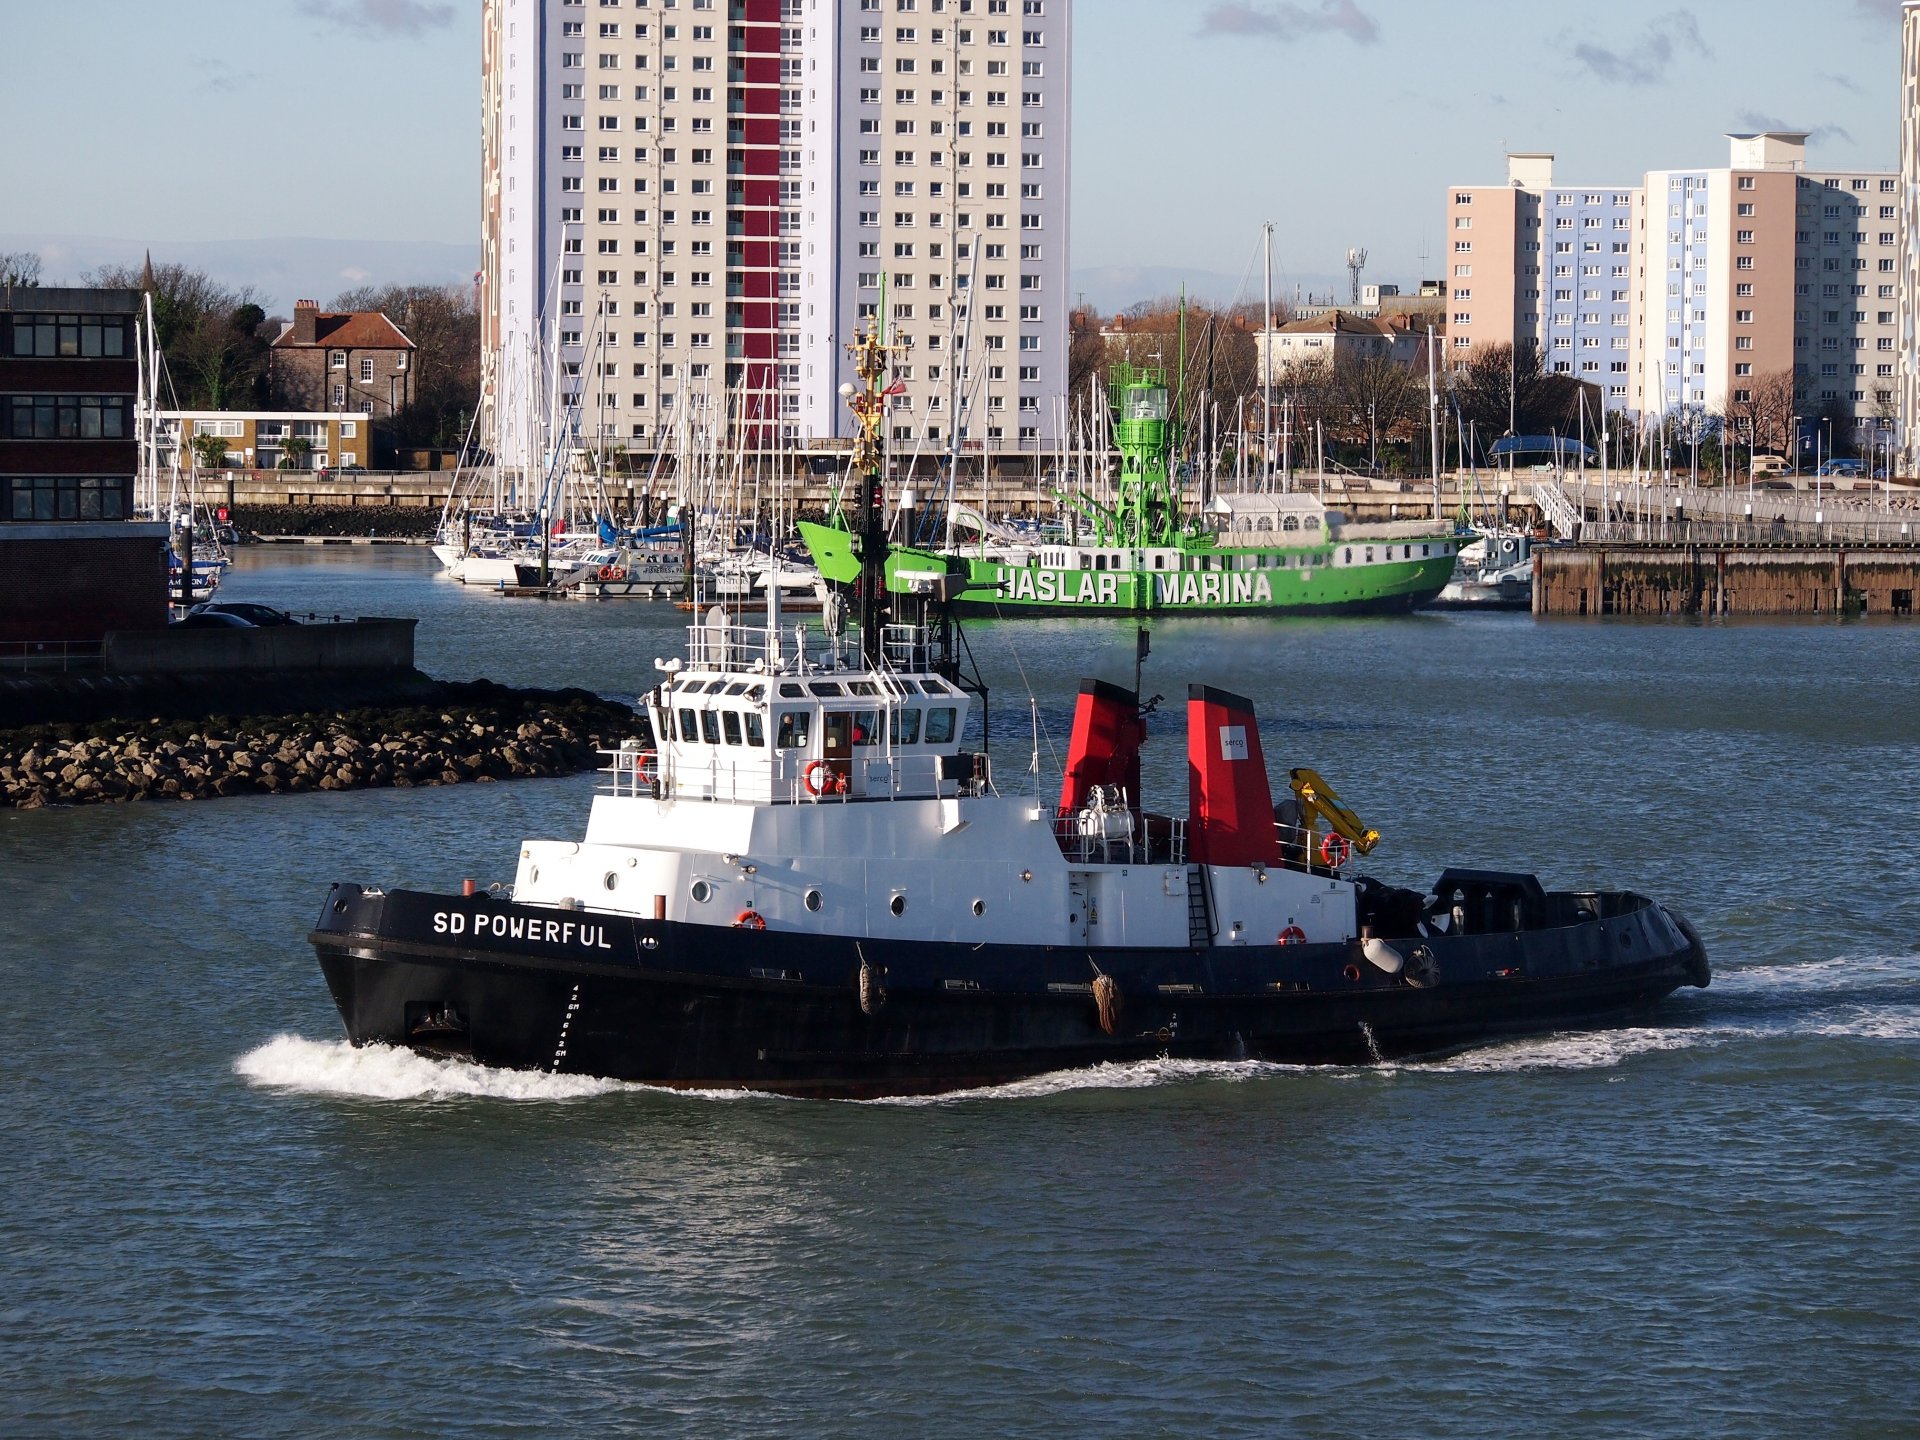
<box><xmin>1537</xmin><ymin>546</ymin><xmax>1920</xmax><ymax>617</ymax></box>
<box><xmin>102</xmin><ymin>618</ymin><xmax>417</xmax><ymax>674</ymax></box>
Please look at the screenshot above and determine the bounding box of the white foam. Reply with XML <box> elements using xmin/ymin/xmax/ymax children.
<box><xmin>1396</xmin><ymin>1026</ymin><xmax>1711</xmax><ymax>1074</ymax></box>
<box><xmin>234</xmin><ymin>1034</ymin><xmax>631</xmax><ymax>1102</ymax></box>
<box><xmin>1806</xmin><ymin>1008</ymin><xmax>1920</xmax><ymax>1042</ymax></box>
<box><xmin>858</xmin><ymin>1056</ymin><xmax>1307</xmax><ymax>1106</ymax></box>
<box><xmin>1715</xmin><ymin>954</ymin><xmax>1920</xmax><ymax>994</ymax></box>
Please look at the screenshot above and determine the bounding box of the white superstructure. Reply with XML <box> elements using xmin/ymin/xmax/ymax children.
<box><xmin>509</xmin><ymin>616</ymin><xmax>1355</xmax><ymax>950</ymax></box>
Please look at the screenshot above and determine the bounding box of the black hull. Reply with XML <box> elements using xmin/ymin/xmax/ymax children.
<box><xmin>310</xmin><ymin>885</ymin><xmax>1709</xmax><ymax>1099</ymax></box>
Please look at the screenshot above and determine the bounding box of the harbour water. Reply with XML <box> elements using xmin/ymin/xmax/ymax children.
<box><xmin>5</xmin><ymin>548</ymin><xmax>1919</xmax><ymax>1437</ymax></box>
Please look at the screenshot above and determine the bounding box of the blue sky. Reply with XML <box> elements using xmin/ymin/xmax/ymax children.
<box><xmin>0</xmin><ymin>0</ymin><xmax>1909</xmax><ymax>308</ymax></box>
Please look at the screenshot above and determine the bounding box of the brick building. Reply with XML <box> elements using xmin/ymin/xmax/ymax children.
<box><xmin>270</xmin><ymin>303</ymin><xmax>417</xmax><ymax>427</ymax></box>
<box><xmin>1</xmin><ymin>287</ymin><xmax>169</xmax><ymax>647</ymax></box>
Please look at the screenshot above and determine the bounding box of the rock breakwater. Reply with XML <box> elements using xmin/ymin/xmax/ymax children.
<box><xmin>0</xmin><ymin>683</ymin><xmax>647</xmax><ymax>810</ymax></box>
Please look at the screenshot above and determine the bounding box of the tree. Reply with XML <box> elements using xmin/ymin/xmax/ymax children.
<box><xmin>81</xmin><ymin>260</ymin><xmax>272</xmax><ymax>410</ymax></box>
<box><xmin>1722</xmin><ymin>368</ymin><xmax>1799</xmax><ymax>456</ymax></box>
<box><xmin>279</xmin><ymin>435</ymin><xmax>313</xmax><ymax>470</ymax></box>
<box><xmin>1450</xmin><ymin>341</ymin><xmax>1552</xmax><ymax>455</ymax></box>
<box><xmin>0</xmin><ymin>251</ymin><xmax>43</xmax><ymax>287</ymax></box>
<box><xmin>188</xmin><ymin>433</ymin><xmax>230</xmax><ymax>472</ymax></box>
<box><xmin>1329</xmin><ymin>349</ymin><xmax>1423</xmax><ymax>473</ymax></box>
<box><xmin>1066</xmin><ymin>307</ymin><xmax>1106</xmax><ymax>407</ymax></box>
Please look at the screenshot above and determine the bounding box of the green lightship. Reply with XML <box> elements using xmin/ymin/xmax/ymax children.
<box><xmin>800</xmin><ymin>364</ymin><xmax>1456</xmax><ymax>617</ymax></box>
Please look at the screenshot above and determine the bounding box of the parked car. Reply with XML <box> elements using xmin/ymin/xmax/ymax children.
<box><xmin>172</xmin><ymin>611</ymin><xmax>255</xmax><ymax>629</ymax></box>
<box><xmin>1816</xmin><ymin>459</ymin><xmax>1866</xmax><ymax>478</ymax></box>
<box><xmin>187</xmin><ymin>601</ymin><xmax>300</xmax><ymax>627</ymax></box>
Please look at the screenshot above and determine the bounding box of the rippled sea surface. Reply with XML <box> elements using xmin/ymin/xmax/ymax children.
<box><xmin>4</xmin><ymin>548</ymin><xmax>1918</xmax><ymax>1438</ymax></box>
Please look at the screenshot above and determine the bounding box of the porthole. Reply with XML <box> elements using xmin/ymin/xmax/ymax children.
<box><xmin>604</xmin><ymin>873</ymin><xmax>619</xmax><ymax>892</ymax></box>
<box><xmin>805</xmin><ymin>889</ymin><xmax>823</xmax><ymax>912</ymax></box>
<box><xmin>691</xmin><ymin>879</ymin><xmax>712</xmax><ymax>904</ymax></box>
<box><xmin>971</xmin><ymin>899</ymin><xmax>986</xmax><ymax>917</ymax></box>
<box><xmin>528</xmin><ymin>866</ymin><xmax>541</xmax><ymax>884</ymax></box>
<box><xmin>889</xmin><ymin>894</ymin><xmax>907</xmax><ymax>917</ymax></box>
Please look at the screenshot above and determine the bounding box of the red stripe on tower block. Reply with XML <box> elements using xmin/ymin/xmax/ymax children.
<box><xmin>1057</xmin><ymin>679</ymin><xmax>1146</xmax><ymax>815</ymax></box>
<box><xmin>1185</xmin><ymin>685</ymin><xmax>1280</xmax><ymax>866</ymax></box>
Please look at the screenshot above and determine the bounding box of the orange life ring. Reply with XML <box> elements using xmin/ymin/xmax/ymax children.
<box><xmin>1277</xmin><ymin>925</ymin><xmax>1307</xmax><ymax>946</ymax></box>
<box><xmin>1319</xmin><ymin>832</ymin><xmax>1353</xmax><ymax>868</ymax></box>
<box><xmin>608</xmin><ymin>565</ymin><xmax>627</xmax><ymax>582</ymax></box>
<box><xmin>734</xmin><ymin>909</ymin><xmax>766</xmax><ymax>930</ymax></box>
<box><xmin>1342</xmin><ymin>962</ymin><xmax>1363</xmax><ymax>982</ymax></box>
<box><xmin>598</xmin><ymin>565</ymin><xmax>615</xmax><ymax>581</ymax></box>
<box><xmin>636</xmin><ymin>751</ymin><xmax>657</xmax><ymax>784</ymax></box>
<box><xmin>803</xmin><ymin>758</ymin><xmax>833</xmax><ymax>797</ymax></box>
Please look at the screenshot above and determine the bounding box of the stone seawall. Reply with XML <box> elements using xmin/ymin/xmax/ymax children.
<box><xmin>0</xmin><ymin>682</ymin><xmax>648</xmax><ymax>810</ymax></box>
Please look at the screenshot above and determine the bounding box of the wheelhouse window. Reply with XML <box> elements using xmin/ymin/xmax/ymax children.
<box><xmin>894</xmin><ymin>708</ymin><xmax>922</xmax><ymax>745</ymax></box>
<box><xmin>925</xmin><ymin>707</ymin><xmax>957</xmax><ymax>745</ymax></box>
<box><xmin>721</xmin><ymin>711</ymin><xmax>743</xmax><ymax>746</ymax></box>
<box><xmin>774</xmin><ymin>711</ymin><xmax>811</xmax><ymax>749</ymax></box>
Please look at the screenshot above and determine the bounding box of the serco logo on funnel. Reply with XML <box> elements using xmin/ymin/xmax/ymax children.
<box><xmin>1218</xmin><ymin>725</ymin><xmax>1248</xmax><ymax>761</ymax></box>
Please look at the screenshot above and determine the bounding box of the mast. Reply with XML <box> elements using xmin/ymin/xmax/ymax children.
<box><xmin>844</xmin><ymin>309</ymin><xmax>898</xmax><ymax>669</ymax></box>
<box><xmin>1262</xmin><ymin>221</ymin><xmax>1275</xmax><ymax>492</ymax></box>
<box><xmin>1427</xmin><ymin>324</ymin><xmax>1443</xmax><ymax>522</ymax></box>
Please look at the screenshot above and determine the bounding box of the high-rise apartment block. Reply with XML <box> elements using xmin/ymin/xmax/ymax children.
<box><xmin>481</xmin><ymin>0</ymin><xmax>1071</xmax><ymax>467</ymax></box>
<box><xmin>1444</xmin><ymin>154</ymin><xmax>1636</xmax><ymax>402</ymax></box>
<box><xmin>1446</xmin><ymin>134</ymin><xmax>1898</xmax><ymax>452</ymax></box>
<box><xmin>1898</xmin><ymin>0</ymin><xmax>1920</xmax><ymax>469</ymax></box>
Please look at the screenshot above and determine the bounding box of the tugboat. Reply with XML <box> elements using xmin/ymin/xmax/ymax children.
<box><xmin>798</xmin><ymin>363</ymin><xmax>1458</xmax><ymax>618</ymax></box>
<box><xmin>309</xmin><ymin>327</ymin><xmax>1709</xmax><ymax>1098</ymax></box>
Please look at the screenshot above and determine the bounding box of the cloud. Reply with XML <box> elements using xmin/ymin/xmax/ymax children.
<box><xmin>296</xmin><ymin>0</ymin><xmax>455</xmax><ymax>36</ymax></box>
<box><xmin>1571</xmin><ymin>10</ymin><xmax>1709</xmax><ymax>86</ymax></box>
<box><xmin>194</xmin><ymin>57</ymin><xmax>257</xmax><ymax>95</ymax></box>
<box><xmin>1734</xmin><ymin>110</ymin><xmax>1854</xmax><ymax>146</ymax></box>
<box><xmin>1199</xmin><ymin>1</ymin><xmax>1380</xmax><ymax>45</ymax></box>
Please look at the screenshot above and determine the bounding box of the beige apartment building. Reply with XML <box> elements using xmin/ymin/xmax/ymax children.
<box><xmin>1448</xmin><ymin>134</ymin><xmax>1897</xmax><ymax>454</ymax></box>
<box><xmin>1444</xmin><ymin>155</ymin><xmax>1638</xmax><ymax>406</ymax></box>
<box><xmin>1630</xmin><ymin>134</ymin><xmax>1897</xmax><ymax>454</ymax></box>
<box><xmin>160</xmin><ymin>412</ymin><xmax>374</xmax><ymax>473</ymax></box>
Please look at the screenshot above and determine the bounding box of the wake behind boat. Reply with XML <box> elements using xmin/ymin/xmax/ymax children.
<box><xmin>307</xmin><ymin>324</ymin><xmax>1708</xmax><ymax>1099</ymax></box>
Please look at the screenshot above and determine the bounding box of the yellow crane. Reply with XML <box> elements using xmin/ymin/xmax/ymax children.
<box><xmin>1288</xmin><ymin>766</ymin><xmax>1380</xmax><ymax>858</ymax></box>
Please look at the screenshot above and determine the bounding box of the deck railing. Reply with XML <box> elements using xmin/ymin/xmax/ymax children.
<box><xmin>0</xmin><ymin>639</ymin><xmax>103</xmax><ymax>672</ymax></box>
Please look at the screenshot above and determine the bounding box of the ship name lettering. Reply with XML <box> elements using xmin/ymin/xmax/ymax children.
<box><xmin>432</xmin><ymin>909</ymin><xmax>615</xmax><ymax>950</ymax></box>
<box><xmin>1151</xmin><ymin>572</ymin><xmax>1272</xmax><ymax>607</ymax></box>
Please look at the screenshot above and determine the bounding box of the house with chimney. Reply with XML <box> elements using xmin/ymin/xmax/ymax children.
<box><xmin>270</xmin><ymin>301</ymin><xmax>416</xmax><ymax>427</ymax></box>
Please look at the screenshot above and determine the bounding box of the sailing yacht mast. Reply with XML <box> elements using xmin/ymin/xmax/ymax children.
<box><xmin>1262</xmin><ymin>221</ymin><xmax>1275</xmax><ymax>493</ymax></box>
